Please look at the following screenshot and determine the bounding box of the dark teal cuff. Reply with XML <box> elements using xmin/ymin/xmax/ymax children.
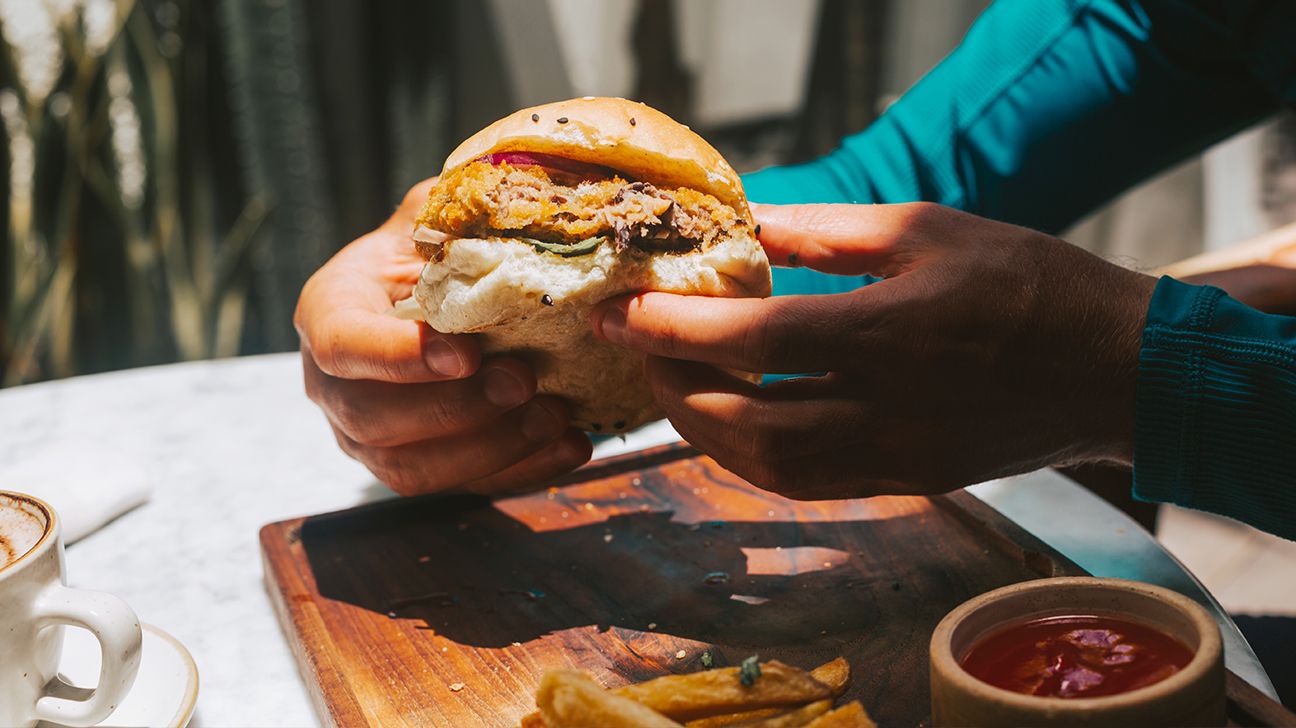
<box><xmin>1132</xmin><ymin>277</ymin><xmax>1223</xmax><ymax>507</ymax></box>
<box><xmin>1134</xmin><ymin>276</ymin><xmax>1296</xmax><ymax>540</ymax></box>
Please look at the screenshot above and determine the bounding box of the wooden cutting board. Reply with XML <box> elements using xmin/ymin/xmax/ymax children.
<box><xmin>261</xmin><ymin>443</ymin><xmax>1294</xmax><ymax>727</ymax></box>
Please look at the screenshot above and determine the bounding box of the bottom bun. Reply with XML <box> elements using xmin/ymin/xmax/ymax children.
<box><xmin>407</xmin><ymin>233</ymin><xmax>771</xmax><ymax>433</ymax></box>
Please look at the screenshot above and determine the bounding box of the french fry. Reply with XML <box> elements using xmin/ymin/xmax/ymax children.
<box><xmin>613</xmin><ymin>660</ymin><xmax>833</xmax><ymax>722</ymax></box>
<box><xmin>524</xmin><ymin>657</ymin><xmax>859</xmax><ymax>728</ymax></box>
<box><xmin>803</xmin><ymin>701</ymin><xmax>876</xmax><ymax>728</ymax></box>
<box><xmin>684</xmin><ymin>658</ymin><xmax>851</xmax><ymax>728</ymax></box>
<box><xmin>735</xmin><ymin>699</ymin><xmax>833</xmax><ymax>727</ymax></box>
<box><xmin>685</xmin><ymin>708</ymin><xmax>782</xmax><ymax>728</ymax></box>
<box><xmin>808</xmin><ymin>658</ymin><xmax>850</xmax><ymax>697</ymax></box>
<box><xmin>536</xmin><ymin>670</ymin><xmax>681</xmax><ymax>728</ymax></box>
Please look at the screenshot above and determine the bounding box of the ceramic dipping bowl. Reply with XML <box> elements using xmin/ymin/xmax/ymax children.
<box><xmin>930</xmin><ymin>577</ymin><xmax>1224</xmax><ymax>727</ymax></box>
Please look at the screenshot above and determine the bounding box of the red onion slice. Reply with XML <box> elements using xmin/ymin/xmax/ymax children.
<box><xmin>478</xmin><ymin>152</ymin><xmax>617</xmax><ymax>182</ymax></box>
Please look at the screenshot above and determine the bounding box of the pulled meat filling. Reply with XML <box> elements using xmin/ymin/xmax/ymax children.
<box><xmin>417</xmin><ymin>160</ymin><xmax>746</xmax><ymax>254</ymax></box>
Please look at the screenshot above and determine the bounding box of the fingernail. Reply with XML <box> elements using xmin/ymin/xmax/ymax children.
<box><xmin>425</xmin><ymin>338</ymin><xmax>464</xmax><ymax>377</ymax></box>
<box><xmin>597</xmin><ymin>306</ymin><xmax>627</xmax><ymax>343</ymax></box>
<box><xmin>521</xmin><ymin>402</ymin><xmax>565</xmax><ymax>443</ymax></box>
<box><xmin>483</xmin><ymin>366</ymin><xmax>530</xmax><ymax>408</ymax></box>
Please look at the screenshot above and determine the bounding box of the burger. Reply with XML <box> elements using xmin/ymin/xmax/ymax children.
<box><xmin>395</xmin><ymin>97</ymin><xmax>772</xmax><ymax>433</ymax></box>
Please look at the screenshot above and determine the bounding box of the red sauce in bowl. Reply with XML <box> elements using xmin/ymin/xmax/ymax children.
<box><xmin>959</xmin><ymin>615</ymin><xmax>1194</xmax><ymax>699</ymax></box>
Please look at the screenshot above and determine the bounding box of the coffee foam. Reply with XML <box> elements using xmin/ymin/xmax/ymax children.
<box><xmin>0</xmin><ymin>493</ymin><xmax>48</xmax><ymax>571</ymax></box>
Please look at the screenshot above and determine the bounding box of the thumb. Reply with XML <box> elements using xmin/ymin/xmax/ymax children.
<box><xmin>752</xmin><ymin>202</ymin><xmax>939</xmax><ymax>277</ymax></box>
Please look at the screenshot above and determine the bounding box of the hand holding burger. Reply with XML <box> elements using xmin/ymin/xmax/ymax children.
<box><xmin>298</xmin><ymin>98</ymin><xmax>770</xmax><ymax>495</ymax></box>
<box><xmin>397</xmin><ymin>97</ymin><xmax>771</xmax><ymax>433</ymax></box>
<box><xmin>295</xmin><ymin>180</ymin><xmax>593</xmax><ymax>497</ymax></box>
<box><xmin>594</xmin><ymin>202</ymin><xmax>1157</xmax><ymax>500</ymax></box>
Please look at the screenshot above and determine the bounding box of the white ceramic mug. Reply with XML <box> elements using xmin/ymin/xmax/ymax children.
<box><xmin>1</xmin><ymin>490</ymin><xmax>142</xmax><ymax>727</ymax></box>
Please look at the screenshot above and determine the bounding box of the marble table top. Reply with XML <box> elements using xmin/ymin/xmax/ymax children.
<box><xmin>0</xmin><ymin>353</ymin><xmax>1275</xmax><ymax>725</ymax></box>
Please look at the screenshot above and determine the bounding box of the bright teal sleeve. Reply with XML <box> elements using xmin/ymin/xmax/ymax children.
<box><xmin>741</xmin><ymin>0</ymin><xmax>1287</xmax><ymax>298</ymax></box>
<box><xmin>1135</xmin><ymin>278</ymin><xmax>1296</xmax><ymax>540</ymax></box>
<box><xmin>733</xmin><ymin>0</ymin><xmax>1296</xmax><ymax>534</ymax></box>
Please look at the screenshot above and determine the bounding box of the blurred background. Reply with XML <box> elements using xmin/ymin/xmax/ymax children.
<box><xmin>2</xmin><ymin>0</ymin><xmax>1294</xmax><ymax>386</ymax></box>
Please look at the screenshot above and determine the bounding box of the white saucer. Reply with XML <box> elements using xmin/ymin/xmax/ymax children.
<box><xmin>37</xmin><ymin>623</ymin><xmax>199</xmax><ymax>728</ymax></box>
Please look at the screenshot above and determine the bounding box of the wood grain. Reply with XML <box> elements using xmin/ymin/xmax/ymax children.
<box><xmin>261</xmin><ymin>443</ymin><xmax>1293</xmax><ymax>727</ymax></box>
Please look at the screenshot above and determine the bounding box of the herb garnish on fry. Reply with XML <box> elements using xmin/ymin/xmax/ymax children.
<box><xmin>521</xmin><ymin>656</ymin><xmax>869</xmax><ymax>728</ymax></box>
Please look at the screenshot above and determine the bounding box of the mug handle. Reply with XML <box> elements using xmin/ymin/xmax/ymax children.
<box><xmin>30</xmin><ymin>584</ymin><xmax>143</xmax><ymax>727</ymax></box>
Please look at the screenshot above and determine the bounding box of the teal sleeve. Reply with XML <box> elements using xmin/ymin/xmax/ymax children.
<box><xmin>1135</xmin><ymin>278</ymin><xmax>1296</xmax><ymax>540</ymax></box>
<box><xmin>741</xmin><ymin>0</ymin><xmax>1287</xmax><ymax>298</ymax></box>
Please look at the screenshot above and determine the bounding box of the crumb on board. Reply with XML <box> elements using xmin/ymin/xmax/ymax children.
<box><xmin>449</xmin><ymin>682</ymin><xmax>465</xmax><ymax>692</ymax></box>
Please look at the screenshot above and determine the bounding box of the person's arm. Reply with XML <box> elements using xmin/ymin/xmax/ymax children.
<box><xmin>592</xmin><ymin>204</ymin><xmax>1156</xmax><ymax>501</ymax></box>
<box><xmin>592</xmin><ymin>203</ymin><xmax>1296</xmax><ymax>542</ymax></box>
<box><xmin>748</xmin><ymin>0</ymin><xmax>1282</xmax><ymax>223</ymax></box>
<box><xmin>742</xmin><ymin>0</ymin><xmax>1284</xmax><ymax>295</ymax></box>
<box><xmin>1135</xmin><ymin>278</ymin><xmax>1296</xmax><ymax>540</ymax></box>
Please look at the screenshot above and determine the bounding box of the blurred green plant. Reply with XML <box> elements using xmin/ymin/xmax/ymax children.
<box><xmin>0</xmin><ymin>0</ymin><xmax>272</xmax><ymax>386</ymax></box>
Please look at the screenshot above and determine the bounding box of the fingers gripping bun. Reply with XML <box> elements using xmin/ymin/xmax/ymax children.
<box><xmin>442</xmin><ymin>97</ymin><xmax>750</xmax><ymax>218</ymax></box>
<box><xmin>412</xmin><ymin>231</ymin><xmax>769</xmax><ymax>432</ymax></box>
<box><xmin>411</xmin><ymin>98</ymin><xmax>772</xmax><ymax>434</ymax></box>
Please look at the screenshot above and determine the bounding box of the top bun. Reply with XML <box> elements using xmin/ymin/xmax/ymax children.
<box><xmin>442</xmin><ymin>97</ymin><xmax>750</xmax><ymax>217</ymax></box>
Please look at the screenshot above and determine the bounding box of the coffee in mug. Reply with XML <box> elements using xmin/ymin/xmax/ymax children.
<box><xmin>1</xmin><ymin>494</ymin><xmax>44</xmax><ymax>568</ymax></box>
<box><xmin>0</xmin><ymin>491</ymin><xmax>142</xmax><ymax>727</ymax></box>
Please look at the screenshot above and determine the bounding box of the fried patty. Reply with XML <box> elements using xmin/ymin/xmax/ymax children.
<box><xmin>417</xmin><ymin>161</ymin><xmax>748</xmax><ymax>253</ymax></box>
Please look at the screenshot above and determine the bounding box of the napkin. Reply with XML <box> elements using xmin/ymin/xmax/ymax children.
<box><xmin>590</xmin><ymin>418</ymin><xmax>683</xmax><ymax>460</ymax></box>
<box><xmin>0</xmin><ymin>440</ymin><xmax>151</xmax><ymax>544</ymax></box>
